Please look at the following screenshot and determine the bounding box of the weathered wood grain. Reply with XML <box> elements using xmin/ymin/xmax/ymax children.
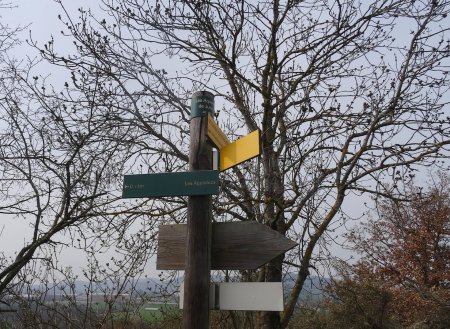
<box><xmin>157</xmin><ymin>221</ymin><xmax>297</xmax><ymax>270</ymax></box>
<box><xmin>183</xmin><ymin>92</ymin><xmax>214</xmax><ymax>329</ymax></box>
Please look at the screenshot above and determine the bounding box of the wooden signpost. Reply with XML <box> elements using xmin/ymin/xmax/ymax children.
<box><xmin>122</xmin><ymin>91</ymin><xmax>297</xmax><ymax>329</ymax></box>
<box><xmin>156</xmin><ymin>222</ymin><xmax>297</xmax><ymax>270</ymax></box>
<box><xmin>183</xmin><ymin>91</ymin><xmax>214</xmax><ymax>329</ymax></box>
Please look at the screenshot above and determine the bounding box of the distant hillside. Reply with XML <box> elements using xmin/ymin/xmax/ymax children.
<box><xmin>283</xmin><ymin>274</ymin><xmax>329</xmax><ymax>304</ymax></box>
<box><xmin>17</xmin><ymin>273</ymin><xmax>328</xmax><ymax>304</ymax></box>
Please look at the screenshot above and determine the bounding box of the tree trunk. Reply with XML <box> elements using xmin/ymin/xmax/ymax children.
<box><xmin>257</xmin><ymin>127</ymin><xmax>286</xmax><ymax>328</ymax></box>
<box><xmin>257</xmin><ymin>254</ymin><xmax>284</xmax><ymax>329</ymax></box>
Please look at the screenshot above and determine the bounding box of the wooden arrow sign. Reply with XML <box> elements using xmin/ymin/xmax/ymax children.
<box><xmin>157</xmin><ymin>221</ymin><xmax>297</xmax><ymax>270</ymax></box>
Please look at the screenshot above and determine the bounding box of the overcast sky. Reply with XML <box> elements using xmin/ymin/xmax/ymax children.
<box><xmin>0</xmin><ymin>0</ymin><xmax>149</xmax><ymax>277</ymax></box>
<box><xmin>1</xmin><ymin>0</ymin><xmax>371</xmax><ymax>279</ymax></box>
<box><xmin>5</xmin><ymin>1</ymin><xmax>86</xmax><ymax>34</ymax></box>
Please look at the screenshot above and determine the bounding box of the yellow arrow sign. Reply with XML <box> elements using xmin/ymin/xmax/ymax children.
<box><xmin>220</xmin><ymin>129</ymin><xmax>260</xmax><ymax>171</ymax></box>
<box><xmin>207</xmin><ymin>114</ymin><xmax>230</xmax><ymax>149</ymax></box>
<box><xmin>206</xmin><ymin>115</ymin><xmax>261</xmax><ymax>171</ymax></box>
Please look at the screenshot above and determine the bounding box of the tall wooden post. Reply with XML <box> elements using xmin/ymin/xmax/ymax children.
<box><xmin>183</xmin><ymin>91</ymin><xmax>214</xmax><ymax>329</ymax></box>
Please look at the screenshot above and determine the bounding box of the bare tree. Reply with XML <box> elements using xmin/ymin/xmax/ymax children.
<box><xmin>0</xmin><ymin>3</ymin><xmax>183</xmax><ymax>328</ymax></box>
<box><xmin>19</xmin><ymin>0</ymin><xmax>450</xmax><ymax>328</ymax></box>
<box><xmin>0</xmin><ymin>56</ymin><xmax>177</xmax><ymax>326</ymax></box>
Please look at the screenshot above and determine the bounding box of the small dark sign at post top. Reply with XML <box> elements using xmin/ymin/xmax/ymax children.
<box><xmin>190</xmin><ymin>91</ymin><xmax>215</xmax><ymax>118</ymax></box>
<box><xmin>122</xmin><ymin>170</ymin><xmax>219</xmax><ymax>198</ymax></box>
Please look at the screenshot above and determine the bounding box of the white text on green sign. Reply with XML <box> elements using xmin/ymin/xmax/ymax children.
<box><xmin>122</xmin><ymin>170</ymin><xmax>219</xmax><ymax>198</ymax></box>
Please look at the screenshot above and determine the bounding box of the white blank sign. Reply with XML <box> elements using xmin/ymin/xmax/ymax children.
<box><xmin>180</xmin><ymin>282</ymin><xmax>284</xmax><ymax>311</ymax></box>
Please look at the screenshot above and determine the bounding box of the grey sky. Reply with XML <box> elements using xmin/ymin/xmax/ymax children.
<box><xmin>0</xmin><ymin>0</ymin><xmax>152</xmax><ymax>276</ymax></box>
<box><xmin>0</xmin><ymin>0</ymin><xmax>389</xmax><ymax>279</ymax></box>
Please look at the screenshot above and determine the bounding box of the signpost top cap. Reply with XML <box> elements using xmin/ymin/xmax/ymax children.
<box><xmin>191</xmin><ymin>91</ymin><xmax>215</xmax><ymax>118</ymax></box>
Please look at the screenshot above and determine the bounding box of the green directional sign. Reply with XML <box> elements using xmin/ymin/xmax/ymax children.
<box><xmin>122</xmin><ymin>170</ymin><xmax>219</xmax><ymax>198</ymax></box>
